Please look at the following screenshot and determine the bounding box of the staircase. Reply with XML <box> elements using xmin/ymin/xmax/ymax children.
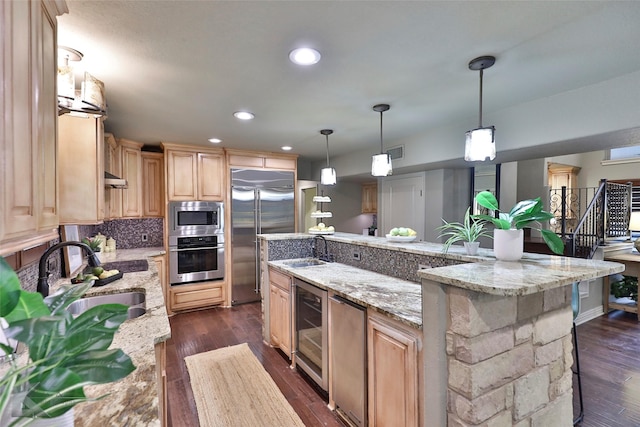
<box><xmin>546</xmin><ymin>179</ymin><xmax>633</xmax><ymax>259</ymax></box>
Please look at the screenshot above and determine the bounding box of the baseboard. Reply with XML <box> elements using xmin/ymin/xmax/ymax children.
<box><xmin>575</xmin><ymin>305</ymin><xmax>604</xmax><ymax>326</ymax></box>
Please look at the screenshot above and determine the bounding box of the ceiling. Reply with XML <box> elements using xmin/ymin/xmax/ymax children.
<box><xmin>57</xmin><ymin>1</ymin><xmax>640</xmax><ymax>167</ymax></box>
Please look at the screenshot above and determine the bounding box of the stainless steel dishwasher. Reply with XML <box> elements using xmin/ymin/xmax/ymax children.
<box><xmin>329</xmin><ymin>294</ymin><xmax>367</xmax><ymax>427</ymax></box>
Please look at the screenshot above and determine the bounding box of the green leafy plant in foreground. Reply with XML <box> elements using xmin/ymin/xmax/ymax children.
<box><xmin>0</xmin><ymin>256</ymin><xmax>135</xmax><ymax>426</ymax></box>
<box><xmin>472</xmin><ymin>190</ymin><xmax>565</xmax><ymax>255</ymax></box>
<box><xmin>436</xmin><ymin>207</ymin><xmax>492</xmax><ymax>253</ymax></box>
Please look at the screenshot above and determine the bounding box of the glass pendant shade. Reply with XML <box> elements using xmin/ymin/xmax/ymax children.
<box><xmin>371</xmin><ymin>153</ymin><xmax>392</xmax><ymax>177</ymax></box>
<box><xmin>464</xmin><ymin>126</ymin><xmax>496</xmax><ymax>161</ymax></box>
<box><xmin>321</xmin><ymin>167</ymin><xmax>337</xmax><ymax>185</ymax></box>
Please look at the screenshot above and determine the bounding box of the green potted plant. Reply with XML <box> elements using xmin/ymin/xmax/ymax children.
<box><xmin>81</xmin><ymin>237</ymin><xmax>101</xmax><ymax>253</ymax></box>
<box><xmin>472</xmin><ymin>191</ymin><xmax>564</xmax><ymax>261</ymax></box>
<box><xmin>0</xmin><ymin>256</ymin><xmax>135</xmax><ymax>426</ymax></box>
<box><xmin>436</xmin><ymin>207</ymin><xmax>492</xmax><ymax>255</ymax></box>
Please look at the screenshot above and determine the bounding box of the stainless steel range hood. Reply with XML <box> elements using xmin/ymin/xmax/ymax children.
<box><xmin>104</xmin><ymin>172</ymin><xmax>127</xmax><ymax>188</ymax></box>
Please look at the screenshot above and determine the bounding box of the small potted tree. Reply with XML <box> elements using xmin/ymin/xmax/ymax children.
<box><xmin>436</xmin><ymin>207</ymin><xmax>492</xmax><ymax>255</ymax></box>
<box><xmin>0</xmin><ymin>257</ymin><xmax>135</xmax><ymax>426</ymax></box>
<box><xmin>472</xmin><ymin>191</ymin><xmax>564</xmax><ymax>261</ymax></box>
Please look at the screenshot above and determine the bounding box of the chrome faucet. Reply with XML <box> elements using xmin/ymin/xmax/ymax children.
<box><xmin>312</xmin><ymin>235</ymin><xmax>332</xmax><ymax>262</ymax></box>
<box><xmin>37</xmin><ymin>241</ymin><xmax>101</xmax><ymax>297</ymax></box>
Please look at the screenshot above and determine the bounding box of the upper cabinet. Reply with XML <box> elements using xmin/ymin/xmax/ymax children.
<box><xmin>162</xmin><ymin>143</ymin><xmax>225</xmax><ymax>201</ymax></box>
<box><xmin>362</xmin><ymin>182</ymin><xmax>378</xmax><ymax>214</ymax></box>
<box><xmin>119</xmin><ymin>138</ymin><xmax>143</xmax><ymax>218</ymax></box>
<box><xmin>58</xmin><ymin>116</ymin><xmax>105</xmax><ymax>224</ymax></box>
<box><xmin>141</xmin><ymin>151</ymin><xmax>164</xmax><ymax>217</ymax></box>
<box><xmin>226</xmin><ymin>148</ymin><xmax>297</xmax><ymax>171</ymax></box>
<box><xmin>104</xmin><ymin>133</ymin><xmax>122</xmax><ymax>220</ymax></box>
<box><xmin>0</xmin><ymin>0</ymin><xmax>67</xmax><ymax>255</ymax></box>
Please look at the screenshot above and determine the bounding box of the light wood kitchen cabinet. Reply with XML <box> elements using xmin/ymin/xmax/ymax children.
<box><xmin>104</xmin><ymin>133</ymin><xmax>122</xmax><ymax>220</ymax></box>
<box><xmin>142</xmin><ymin>151</ymin><xmax>165</xmax><ymax>217</ymax></box>
<box><xmin>163</xmin><ymin>144</ymin><xmax>225</xmax><ymax>201</ymax></box>
<box><xmin>169</xmin><ymin>281</ymin><xmax>225</xmax><ymax>312</ymax></box>
<box><xmin>362</xmin><ymin>182</ymin><xmax>378</xmax><ymax>214</ymax></box>
<box><xmin>367</xmin><ymin>311</ymin><xmax>421</xmax><ymax>427</ymax></box>
<box><xmin>269</xmin><ymin>267</ymin><xmax>292</xmax><ymax>358</ymax></box>
<box><xmin>152</xmin><ymin>254</ymin><xmax>169</xmax><ymax>313</ymax></box>
<box><xmin>226</xmin><ymin>148</ymin><xmax>297</xmax><ymax>171</ymax></box>
<box><xmin>0</xmin><ymin>0</ymin><xmax>66</xmax><ymax>255</ymax></box>
<box><xmin>119</xmin><ymin>138</ymin><xmax>143</xmax><ymax>218</ymax></box>
<box><xmin>58</xmin><ymin>115</ymin><xmax>105</xmax><ymax>225</ymax></box>
<box><xmin>154</xmin><ymin>340</ymin><xmax>167</xmax><ymax>427</ymax></box>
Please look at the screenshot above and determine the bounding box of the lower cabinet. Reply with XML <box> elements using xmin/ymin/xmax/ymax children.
<box><xmin>169</xmin><ymin>281</ymin><xmax>225</xmax><ymax>312</ymax></box>
<box><xmin>152</xmin><ymin>254</ymin><xmax>168</xmax><ymax>314</ymax></box>
<box><xmin>367</xmin><ymin>311</ymin><xmax>421</xmax><ymax>427</ymax></box>
<box><xmin>154</xmin><ymin>341</ymin><xmax>167</xmax><ymax>427</ymax></box>
<box><xmin>268</xmin><ymin>267</ymin><xmax>292</xmax><ymax>358</ymax></box>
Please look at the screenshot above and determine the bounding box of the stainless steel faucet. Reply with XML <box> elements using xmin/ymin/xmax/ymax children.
<box><xmin>37</xmin><ymin>241</ymin><xmax>101</xmax><ymax>297</ymax></box>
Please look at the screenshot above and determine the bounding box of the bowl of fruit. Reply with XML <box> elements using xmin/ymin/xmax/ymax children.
<box><xmin>71</xmin><ymin>266</ymin><xmax>122</xmax><ymax>287</ymax></box>
<box><xmin>308</xmin><ymin>222</ymin><xmax>335</xmax><ymax>235</ymax></box>
<box><xmin>386</xmin><ymin>227</ymin><xmax>417</xmax><ymax>242</ymax></box>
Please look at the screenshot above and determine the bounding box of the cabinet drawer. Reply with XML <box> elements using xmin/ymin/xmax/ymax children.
<box><xmin>170</xmin><ymin>282</ymin><xmax>224</xmax><ymax>311</ymax></box>
<box><xmin>269</xmin><ymin>267</ymin><xmax>291</xmax><ymax>291</ymax></box>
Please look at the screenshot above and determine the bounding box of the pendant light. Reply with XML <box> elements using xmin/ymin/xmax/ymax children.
<box><xmin>371</xmin><ymin>104</ymin><xmax>392</xmax><ymax>177</ymax></box>
<box><xmin>320</xmin><ymin>129</ymin><xmax>336</xmax><ymax>185</ymax></box>
<box><xmin>464</xmin><ymin>55</ymin><xmax>496</xmax><ymax>162</ymax></box>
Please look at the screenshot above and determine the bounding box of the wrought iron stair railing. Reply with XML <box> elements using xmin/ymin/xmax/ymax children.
<box><xmin>549</xmin><ymin>180</ymin><xmax>632</xmax><ymax>259</ymax></box>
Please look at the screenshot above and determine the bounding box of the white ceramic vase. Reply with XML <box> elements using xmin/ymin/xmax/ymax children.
<box><xmin>493</xmin><ymin>229</ymin><xmax>524</xmax><ymax>261</ymax></box>
<box><xmin>464</xmin><ymin>241</ymin><xmax>480</xmax><ymax>256</ymax></box>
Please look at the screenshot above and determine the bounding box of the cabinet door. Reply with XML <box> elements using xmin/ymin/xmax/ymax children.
<box><xmin>269</xmin><ymin>284</ymin><xmax>282</xmax><ymax>346</ymax></box>
<box><xmin>368</xmin><ymin>314</ymin><xmax>420</xmax><ymax>427</ymax></box>
<box><xmin>142</xmin><ymin>152</ymin><xmax>164</xmax><ymax>217</ymax></box>
<box><xmin>277</xmin><ymin>287</ymin><xmax>292</xmax><ymax>355</ymax></box>
<box><xmin>58</xmin><ymin>116</ymin><xmax>105</xmax><ymax>224</ymax></box>
<box><xmin>362</xmin><ymin>183</ymin><xmax>378</xmax><ymax>214</ymax></box>
<box><xmin>121</xmin><ymin>141</ymin><xmax>143</xmax><ymax>218</ymax></box>
<box><xmin>198</xmin><ymin>152</ymin><xmax>224</xmax><ymax>201</ymax></box>
<box><xmin>166</xmin><ymin>150</ymin><xmax>198</xmax><ymax>200</ymax></box>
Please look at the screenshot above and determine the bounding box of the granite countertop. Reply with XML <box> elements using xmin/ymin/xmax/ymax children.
<box><xmin>50</xmin><ymin>247</ymin><xmax>170</xmax><ymax>427</ymax></box>
<box><xmin>269</xmin><ymin>258</ymin><xmax>421</xmax><ymax>329</ymax></box>
<box><xmin>418</xmin><ymin>254</ymin><xmax>625</xmax><ymax>296</ymax></box>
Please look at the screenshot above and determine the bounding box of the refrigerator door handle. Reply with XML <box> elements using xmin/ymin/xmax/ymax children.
<box><xmin>255</xmin><ymin>188</ymin><xmax>261</xmax><ymax>294</ymax></box>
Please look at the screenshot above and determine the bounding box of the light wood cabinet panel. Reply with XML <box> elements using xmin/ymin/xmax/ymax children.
<box><xmin>169</xmin><ymin>281</ymin><xmax>225</xmax><ymax>311</ymax></box>
<box><xmin>104</xmin><ymin>133</ymin><xmax>122</xmax><ymax>219</ymax></box>
<box><xmin>154</xmin><ymin>341</ymin><xmax>167</xmax><ymax>427</ymax></box>
<box><xmin>198</xmin><ymin>152</ymin><xmax>224</xmax><ymax>201</ymax></box>
<box><xmin>119</xmin><ymin>138</ymin><xmax>143</xmax><ymax>218</ymax></box>
<box><xmin>142</xmin><ymin>152</ymin><xmax>164</xmax><ymax>217</ymax></box>
<box><xmin>0</xmin><ymin>0</ymin><xmax>64</xmax><ymax>254</ymax></box>
<box><xmin>264</xmin><ymin>156</ymin><xmax>296</xmax><ymax>170</ymax></box>
<box><xmin>268</xmin><ymin>267</ymin><xmax>292</xmax><ymax>357</ymax></box>
<box><xmin>58</xmin><ymin>116</ymin><xmax>105</xmax><ymax>225</ymax></box>
<box><xmin>226</xmin><ymin>149</ymin><xmax>297</xmax><ymax>171</ymax></box>
<box><xmin>362</xmin><ymin>182</ymin><xmax>378</xmax><ymax>214</ymax></box>
<box><xmin>152</xmin><ymin>254</ymin><xmax>169</xmax><ymax>313</ymax></box>
<box><xmin>367</xmin><ymin>312</ymin><xmax>420</xmax><ymax>427</ymax></box>
<box><xmin>166</xmin><ymin>150</ymin><xmax>198</xmax><ymax>200</ymax></box>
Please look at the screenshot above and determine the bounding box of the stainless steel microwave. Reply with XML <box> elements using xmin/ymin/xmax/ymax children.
<box><xmin>168</xmin><ymin>201</ymin><xmax>224</xmax><ymax>243</ymax></box>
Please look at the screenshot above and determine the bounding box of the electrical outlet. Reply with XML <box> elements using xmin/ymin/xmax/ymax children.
<box><xmin>353</xmin><ymin>251</ymin><xmax>361</xmax><ymax>261</ymax></box>
<box><xmin>141</xmin><ymin>233</ymin><xmax>148</xmax><ymax>242</ymax></box>
<box><xmin>418</xmin><ymin>264</ymin><xmax>432</xmax><ymax>270</ymax></box>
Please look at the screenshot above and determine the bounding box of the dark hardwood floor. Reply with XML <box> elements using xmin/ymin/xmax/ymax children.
<box><xmin>166</xmin><ymin>302</ymin><xmax>640</xmax><ymax>427</ymax></box>
<box><xmin>165</xmin><ymin>302</ymin><xmax>344</xmax><ymax>427</ymax></box>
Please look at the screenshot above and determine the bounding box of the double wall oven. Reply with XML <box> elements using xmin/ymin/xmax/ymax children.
<box><xmin>168</xmin><ymin>201</ymin><xmax>225</xmax><ymax>286</ymax></box>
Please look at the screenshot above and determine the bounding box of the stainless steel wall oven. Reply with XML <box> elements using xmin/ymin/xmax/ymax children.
<box><xmin>168</xmin><ymin>201</ymin><xmax>225</xmax><ymax>286</ymax></box>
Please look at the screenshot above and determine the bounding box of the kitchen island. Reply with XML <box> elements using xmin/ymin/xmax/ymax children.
<box><xmin>50</xmin><ymin>247</ymin><xmax>170</xmax><ymax>427</ymax></box>
<box><xmin>259</xmin><ymin>232</ymin><xmax>624</xmax><ymax>426</ymax></box>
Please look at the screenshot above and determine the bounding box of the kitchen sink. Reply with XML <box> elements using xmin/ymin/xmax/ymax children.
<box><xmin>67</xmin><ymin>291</ymin><xmax>146</xmax><ymax>320</ymax></box>
<box><xmin>285</xmin><ymin>259</ymin><xmax>326</xmax><ymax>268</ymax></box>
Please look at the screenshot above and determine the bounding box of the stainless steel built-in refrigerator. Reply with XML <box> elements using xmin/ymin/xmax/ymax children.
<box><xmin>231</xmin><ymin>169</ymin><xmax>295</xmax><ymax>305</ymax></box>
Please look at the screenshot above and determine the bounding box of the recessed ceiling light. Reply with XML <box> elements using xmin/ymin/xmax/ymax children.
<box><xmin>289</xmin><ymin>48</ymin><xmax>321</xmax><ymax>66</ymax></box>
<box><xmin>281</xmin><ymin>146</ymin><xmax>293</xmax><ymax>151</ymax></box>
<box><xmin>208</xmin><ymin>138</ymin><xmax>222</xmax><ymax>144</ymax></box>
<box><xmin>233</xmin><ymin>111</ymin><xmax>255</xmax><ymax>120</ymax></box>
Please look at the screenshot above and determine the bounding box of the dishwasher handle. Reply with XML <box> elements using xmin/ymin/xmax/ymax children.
<box><xmin>329</xmin><ymin>295</ymin><xmax>365</xmax><ymax>311</ymax></box>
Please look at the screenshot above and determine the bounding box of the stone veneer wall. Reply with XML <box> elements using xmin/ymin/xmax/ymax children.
<box><xmin>444</xmin><ymin>285</ymin><xmax>574</xmax><ymax>426</ymax></box>
<box><xmin>266</xmin><ymin>238</ymin><xmax>461</xmax><ymax>282</ymax></box>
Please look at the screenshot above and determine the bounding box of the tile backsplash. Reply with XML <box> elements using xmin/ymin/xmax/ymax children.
<box><xmin>79</xmin><ymin>218</ymin><xmax>164</xmax><ymax>249</ymax></box>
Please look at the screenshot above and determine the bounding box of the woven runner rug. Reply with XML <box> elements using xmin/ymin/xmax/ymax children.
<box><xmin>185</xmin><ymin>343</ymin><xmax>305</xmax><ymax>427</ymax></box>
